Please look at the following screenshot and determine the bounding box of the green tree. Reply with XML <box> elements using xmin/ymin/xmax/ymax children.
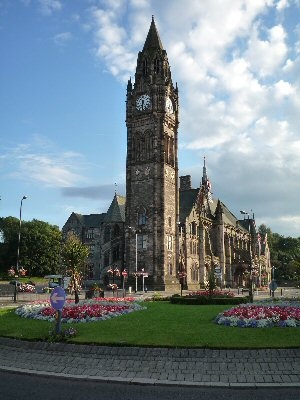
<box><xmin>21</xmin><ymin>220</ymin><xmax>62</xmax><ymax>276</ymax></box>
<box><xmin>0</xmin><ymin>217</ymin><xmax>19</xmax><ymax>271</ymax></box>
<box><xmin>0</xmin><ymin>217</ymin><xmax>62</xmax><ymax>276</ymax></box>
<box><xmin>61</xmin><ymin>233</ymin><xmax>89</xmax><ymax>303</ymax></box>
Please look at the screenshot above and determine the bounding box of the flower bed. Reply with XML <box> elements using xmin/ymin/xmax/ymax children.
<box><xmin>15</xmin><ymin>298</ymin><xmax>146</xmax><ymax>323</ymax></box>
<box><xmin>215</xmin><ymin>301</ymin><xmax>300</xmax><ymax>328</ymax></box>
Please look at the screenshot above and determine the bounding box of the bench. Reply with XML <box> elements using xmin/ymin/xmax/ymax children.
<box><xmin>0</xmin><ymin>284</ymin><xmax>16</xmax><ymax>300</ymax></box>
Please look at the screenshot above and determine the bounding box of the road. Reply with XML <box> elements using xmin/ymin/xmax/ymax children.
<box><xmin>1</xmin><ymin>371</ymin><xmax>299</xmax><ymax>400</ymax></box>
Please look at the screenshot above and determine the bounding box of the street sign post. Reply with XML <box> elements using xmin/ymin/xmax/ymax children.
<box><xmin>122</xmin><ymin>269</ymin><xmax>128</xmax><ymax>292</ymax></box>
<box><xmin>269</xmin><ymin>280</ymin><xmax>278</xmax><ymax>298</ymax></box>
<box><xmin>50</xmin><ymin>286</ymin><xmax>66</xmax><ymax>334</ymax></box>
<box><xmin>50</xmin><ymin>286</ymin><xmax>66</xmax><ymax>310</ymax></box>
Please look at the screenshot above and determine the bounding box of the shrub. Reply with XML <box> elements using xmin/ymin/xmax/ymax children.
<box><xmin>170</xmin><ymin>296</ymin><xmax>248</xmax><ymax>305</ymax></box>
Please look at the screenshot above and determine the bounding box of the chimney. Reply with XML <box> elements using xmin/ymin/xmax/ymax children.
<box><xmin>180</xmin><ymin>175</ymin><xmax>192</xmax><ymax>191</ymax></box>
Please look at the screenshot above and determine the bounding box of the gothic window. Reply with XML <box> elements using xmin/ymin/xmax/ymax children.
<box><xmin>104</xmin><ymin>226</ymin><xmax>110</xmax><ymax>243</ymax></box>
<box><xmin>168</xmin><ymin>262</ymin><xmax>173</xmax><ymax>275</ymax></box>
<box><xmin>85</xmin><ymin>228</ymin><xmax>94</xmax><ymax>239</ymax></box>
<box><xmin>132</xmin><ymin>137</ymin><xmax>136</xmax><ymax>161</ymax></box>
<box><xmin>168</xmin><ymin>217</ymin><xmax>172</xmax><ymax>227</ymax></box>
<box><xmin>88</xmin><ymin>244</ymin><xmax>95</xmax><ymax>253</ymax></box>
<box><xmin>143</xmin><ymin>59</ymin><xmax>148</xmax><ymax>75</ymax></box>
<box><xmin>137</xmin><ymin>207</ymin><xmax>147</xmax><ymax>226</ymax></box>
<box><xmin>104</xmin><ymin>251</ymin><xmax>110</xmax><ymax>267</ymax></box>
<box><xmin>191</xmin><ymin>264</ymin><xmax>199</xmax><ymax>281</ymax></box>
<box><xmin>112</xmin><ymin>224</ymin><xmax>120</xmax><ymax>238</ymax></box>
<box><xmin>191</xmin><ymin>222</ymin><xmax>197</xmax><ymax>236</ymax></box>
<box><xmin>169</xmin><ymin>137</ymin><xmax>174</xmax><ymax>165</ymax></box>
<box><xmin>137</xmin><ymin>234</ymin><xmax>148</xmax><ymax>250</ymax></box>
<box><xmin>88</xmin><ymin>264</ymin><xmax>94</xmax><ymax>279</ymax></box>
<box><xmin>154</xmin><ymin>58</ymin><xmax>160</xmax><ymax>74</ymax></box>
<box><xmin>167</xmin><ymin>235</ymin><xmax>173</xmax><ymax>251</ymax></box>
<box><xmin>112</xmin><ymin>245</ymin><xmax>120</xmax><ymax>262</ymax></box>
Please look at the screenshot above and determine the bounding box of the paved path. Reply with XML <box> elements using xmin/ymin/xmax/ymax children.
<box><xmin>0</xmin><ymin>337</ymin><xmax>299</xmax><ymax>388</ymax></box>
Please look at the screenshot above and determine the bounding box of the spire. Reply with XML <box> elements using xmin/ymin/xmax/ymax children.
<box><xmin>200</xmin><ymin>157</ymin><xmax>213</xmax><ymax>203</ymax></box>
<box><xmin>202</xmin><ymin>156</ymin><xmax>208</xmax><ymax>186</ymax></box>
<box><xmin>143</xmin><ymin>16</ymin><xmax>164</xmax><ymax>52</ymax></box>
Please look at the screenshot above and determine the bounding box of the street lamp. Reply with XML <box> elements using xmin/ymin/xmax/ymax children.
<box><xmin>178</xmin><ymin>270</ymin><xmax>187</xmax><ymax>296</ymax></box>
<box><xmin>14</xmin><ymin>195</ymin><xmax>27</xmax><ymax>302</ymax></box>
<box><xmin>240</xmin><ymin>210</ymin><xmax>254</xmax><ymax>303</ymax></box>
<box><xmin>107</xmin><ymin>265</ymin><xmax>120</xmax><ymax>295</ymax></box>
<box><xmin>128</xmin><ymin>226</ymin><xmax>138</xmax><ymax>293</ymax></box>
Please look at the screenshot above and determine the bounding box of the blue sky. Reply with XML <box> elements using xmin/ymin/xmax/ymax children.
<box><xmin>0</xmin><ymin>0</ymin><xmax>299</xmax><ymax>237</ymax></box>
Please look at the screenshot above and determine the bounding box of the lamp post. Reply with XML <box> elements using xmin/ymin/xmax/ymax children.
<box><xmin>240</xmin><ymin>210</ymin><xmax>254</xmax><ymax>303</ymax></box>
<box><xmin>16</xmin><ymin>196</ymin><xmax>27</xmax><ymax>274</ymax></box>
<box><xmin>178</xmin><ymin>270</ymin><xmax>187</xmax><ymax>297</ymax></box>
<box><xmin>107</xmin><ymin>265</ymin><xmax>120</xmax><ymax>296</ymax></box>
<box><xmin>128</xmin><ymin>226</ymin><xmax>138</xmax><ymax>293</ymax></box>
<box><xmin>14</xmin><ymin>195</ymin><xmax>27</xmax><ymax>302</ymax></box>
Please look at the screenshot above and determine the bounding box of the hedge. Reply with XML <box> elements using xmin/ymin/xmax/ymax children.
<box><xmin>170</xmin><ymin>296</ymin><xmax>249</xmax><ymax>305</ymax></box>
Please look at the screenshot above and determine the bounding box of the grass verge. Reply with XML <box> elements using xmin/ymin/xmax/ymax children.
<box><xmin>1</xmin><ymin>301</ymin><xmax>300</xmax><ymax>348</ymax></box>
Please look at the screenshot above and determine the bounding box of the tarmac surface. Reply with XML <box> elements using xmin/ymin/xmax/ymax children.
<box><xmin>0</xmin><ymin>290</ymin><xmax>300</xmax><ymax>388</ymax></box>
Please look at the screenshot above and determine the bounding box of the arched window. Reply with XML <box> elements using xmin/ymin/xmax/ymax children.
<box><xmin>143</xmin><ymin>59</ymin><xmax>148</xmax><ymax>75</ymax></box>
<box><xmin>138</xmin><ymin>207</ymin><xmax>147</xmax><ymax>226</ymax></box>
<box><xmin>113</xmin><ymin>224</ymin><xmax>120</xmax><ymax>238</ymax></box>
<box><xmin>104</xmin><ymin>226</ymin><xmax>110</xmax><ymax>243</ymax></box>
<box><xmin>154</xmin><ymin>58</ymin><xmax>160</xmax><ymax>73</ymax></box>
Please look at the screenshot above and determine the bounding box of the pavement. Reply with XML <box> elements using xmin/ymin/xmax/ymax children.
<box><xmin>0</xmin><ymin>290</ymin><xmax>300</xmax><ymax>388</ymax></box>
<box><xmin>0</xmin><ymin>337</ymin><xmax>299</xmax><ymax>388</ymax></box>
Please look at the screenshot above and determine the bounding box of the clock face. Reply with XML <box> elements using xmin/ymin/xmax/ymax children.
<box><xmin>136</xmin><ymin>94</ymin><xmax>151</xmax><ymax>111</ymax></box>
<box><xmin>165</xmin><ymin>97</ymin><xmax>173</xmax><ymax>114</ymax></box>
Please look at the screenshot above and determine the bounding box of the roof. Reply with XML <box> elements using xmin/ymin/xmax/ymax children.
<box><xmin>179</xmin><ymin>188</ymin><xmax>249</xmax><ymax>233</ymax></box>
<box><xmin>143</xmin><ymin>16</ymin><xmax>164</xmax><ymax>53</ymax></box>
<box><xmin>104</xmin><ymin>194</ymin><xmax>126</xmax><ymax>223</ymax></box>
<box><xmin>82</xmin><ymin>213</ymin><xmax>106</xmax><ymax>227</ymax></box>
<box><xmin>179</xmin><ymin>189</ymin><xmax>199</xmax><ymax>221</ymax></box>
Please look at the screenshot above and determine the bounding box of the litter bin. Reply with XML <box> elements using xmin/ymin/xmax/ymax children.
<box><xmin>129</xmin><ymin>286</ymin><xmax>132</xmax><ymax>294</ymax></box>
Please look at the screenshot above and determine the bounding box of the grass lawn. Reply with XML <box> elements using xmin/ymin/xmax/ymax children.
<box><xmin>0</xmin><ymin>301</ymin><xmax>300</xmax><ymax>348</ymax></box>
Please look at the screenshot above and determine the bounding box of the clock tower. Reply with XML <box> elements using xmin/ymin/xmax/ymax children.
<box><xmin>125</xmin><ymin>17</ymin><xmax>179</xmax><ymax>289</ymax></box>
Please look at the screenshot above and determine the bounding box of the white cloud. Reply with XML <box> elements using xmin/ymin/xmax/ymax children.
<box><xmin>245</xmin><ymin>24</ymin><xmax>288</xmax><ymax>77</ymax></box>
<box><xmin>38</xmin><ymin>0</ymin><xmax>62</xmax><ymax>16</ymax></box>
<box><xmin>53</xmin><ymin>32</ymin><xmax>72</xmax><ymax>46</ymax></box>
<box><xmin>0</xmin><ymin>138</ymin><xmax>86</xmax><ymax>187</ymax></box>
<box><xmin>83</xmin><ymin>0</ymin><xmax>300</xmax><ymax>236</ymax></box>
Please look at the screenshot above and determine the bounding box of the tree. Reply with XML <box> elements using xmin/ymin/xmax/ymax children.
<box><xmin>0</xmin><ymin>217</ymin><xmax>19</xmax><ymax>270</ymax></box>
<box><xmin>61</xmin><ymin>233</ymin><xmax>89</xmax><ymax>303</ymax></box>
<box><xmin>21</xmin><ymin>220</ymin><xmax>62</xmax><ymax>276</ymax></box>
<box><xmin>0</xmin><ymin>217</ymin><xmax>62</xmax><ymax>276</ymax></box>
<box><xmin>258</xmin><ymin>224</ymin><xmax>300</xmax><ymax>283</ymax></box>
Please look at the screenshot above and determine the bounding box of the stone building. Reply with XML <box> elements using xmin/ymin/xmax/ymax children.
<box><xmin>62</xmin><ymin>18</ymin><xmax>271</xmax><ymax>290</ymax></box>
<box><xmin>62</xmin><ymin>194</ymin><xmax>125</xmax><ymax>284</ymax></box>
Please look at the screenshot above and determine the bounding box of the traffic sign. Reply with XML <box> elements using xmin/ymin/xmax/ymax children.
<box><xmin>269</xmin><ymin>280</ymin><xmax>278</xmax><ymax>292</ymax></box>
<box><xmin>50</xmin><ymin>286</ymin><xmax>66</xmax><ymax>311</ymax></box>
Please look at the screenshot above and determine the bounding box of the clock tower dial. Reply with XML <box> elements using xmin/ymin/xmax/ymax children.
<box><xmin>165</xmin><ymin>97</ymin><xmax>173</xmax><ymax>114</ymax></box>
<box><xmin>136</xmin><ymin>94</ymin><xmax>151</xmax><ymax>111</ymax></box>
<box><xmin>125</xmin><ymin>17</ymin><xmax>179</xmax><ymax>290</ymax></box>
